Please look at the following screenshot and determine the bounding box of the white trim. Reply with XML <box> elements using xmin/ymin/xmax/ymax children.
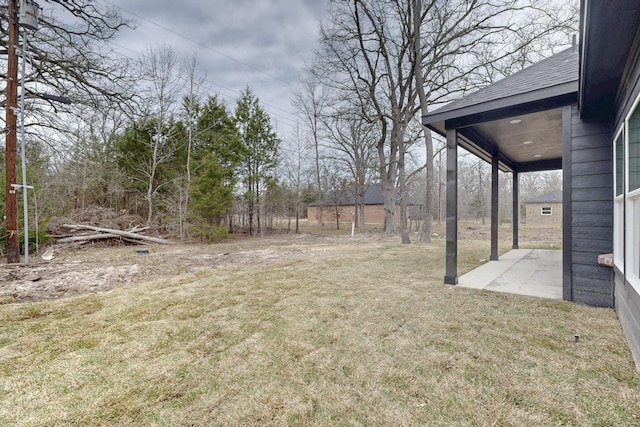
<box><xmin>614</xmin><ymin>127</ymin><xmax>625</xmax><ymax>271</ymax></box>
<box><xmin>628</xmin><ymin>194</ymin><xmax>640</xmax><ymax>283</ymax></box>
<box><xmin>541</xmin><ymin>206</ymin><xmax>552</xmax><ymax>215</ymax></box>
<box><xmin>629</xmin><ymin>187</ymin><xmax>640</xmax><ymax>199</ymax></box>
<box><xmin>626</xmin><ymin>88</ymin><xmax>640</xmax><ymax>124</ymax></box>
<box><xmin>615</xmin><ymin>127</ymin><xmax>625</xmax><ymax>197</ymax></box>
<box><xmin>614</xmin><ymin>198</ymin><xmax>624</xmax><ymax>271</ymax></box>
<box><xmin>620</xmin><ymin>92</ymin><xmax>640</xmax><ymax>293</ymax></box>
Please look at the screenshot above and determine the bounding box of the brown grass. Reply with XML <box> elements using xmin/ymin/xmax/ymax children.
<box><xmin>0</xmin><ymin>228</ymin><xmax>638</xmax><ymax>426</ymax></box>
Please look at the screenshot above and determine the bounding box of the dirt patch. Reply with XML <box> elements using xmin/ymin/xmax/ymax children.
<box><xmin>0</xmin><ymin>232</ymin><xmax>398</xmax><ymax>303</ymax></box>
<box><xmin>0</xmin><ymin>263</ymin><xmax>142</xmax><ymax>302</ymax></box>
<box><xmin>0</xmin><ymin>223</ymin><xmax>561</xmax><ymax>304</ymax></box>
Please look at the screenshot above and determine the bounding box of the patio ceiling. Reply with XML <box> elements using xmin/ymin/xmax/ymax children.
<box><xmin>423</xmin><ymin>47</ymin><xmax>578</xmax><ymax>173</ymax></box>
<box><xmin>468</xmin><ymin>108</ymin><xmax>563</xmax><ymax>169</ymax></box>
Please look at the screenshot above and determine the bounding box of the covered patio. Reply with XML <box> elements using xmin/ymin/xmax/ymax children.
<box><xmin>458</xmin><ymin>249</ymin><xmax>562</xmax><ymax>300</ymax></box>
<box><xmin>423</xmin><ymin>46</ymin><xmax>579</xmax><ymax>299</ymax></box>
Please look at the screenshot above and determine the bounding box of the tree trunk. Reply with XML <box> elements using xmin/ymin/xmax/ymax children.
<box><xmin>146</xmin><ymin>172</ymin><xmax>154</xmax><ymax>226</ymax></box>
<box><xmin>382</xmin><ymin>178</ymin><xmax>396</xmax><ymax>234</ymax></box>
<box><xmin>379</xmin><ymin>123</ymin><xmax>397</xmax><ymax>234</ymax></box>
<box><xmin>413</xmin><ymin>0</ymin><xmax>434</xmax><ymax>243</ymax></box>
<box><xmin>315</xmin><ymin>136</ymin><xmax>324</xmax><ymax>226</ymax></box>
<box><xmin>399</xmin><ymin>140</ymin><xmax>410</xmax><ymax>244</ymax></box>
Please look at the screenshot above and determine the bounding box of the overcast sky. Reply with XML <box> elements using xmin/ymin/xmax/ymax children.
<box><xmin>107</xmin><ymin>0</ymin><xmax>331</xmax><ymax>135</ymax></box>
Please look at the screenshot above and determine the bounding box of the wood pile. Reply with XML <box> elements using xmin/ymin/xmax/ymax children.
<box><xmin>47</xmin><ymin>207</ymin><xmax>174</xmax><ymax>247</ymax></box>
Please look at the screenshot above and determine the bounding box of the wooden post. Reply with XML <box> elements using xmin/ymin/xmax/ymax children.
<box><xmin>5</xmin><ymin>0</ymin><xmax>20</xmax><ymax>263</ymax></box>
<box><xmin>512</xmin><ymin>171</ymin><xmax>519</xmax><ymax>249</ymax></box>
<box><xmin>562</xmin><ymin>105</ymin><xmax>573</xmax><ymax>301</ymax></box>
<box><xmin>490</xmin><ymin>150</ymin><xmax>499</xmax><ymax>261</ymax></box>
<box><xmin>445</xmin><ymin>127</ymin><xmax>458</xmax><ymax>285</ymax></box>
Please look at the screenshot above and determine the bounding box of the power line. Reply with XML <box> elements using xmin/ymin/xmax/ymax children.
<box><xmin>109</xmin><ymin>40</ymin><xmax>299</xmax><ymax>131</ymax></box>
<box><xmin>104</xmin><ymin>1</ymin><xmax>302</xmax><ymax>131</ymax></box>
<box><xmin>111</xmin><ymin>3</ymin><xmax>294</xmax><ymax>88</ymax></box>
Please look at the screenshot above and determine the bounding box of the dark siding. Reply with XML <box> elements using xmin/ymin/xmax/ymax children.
<box><xmin>572</xmin><ymin>160</ymin><xmax>612</xmax><ymax>175</ymax></box>
<box><xmin>615</xmin><ymin>273</ymin><xmax>640</xmax><ymax>368</ymax></box>
<box><xmin>569</xmin><ymin>105</ymin><xmax>613</xmax><ymax>307</ymax></box>
<box><xmin>572</xmin><ymin>201</ymin><xmax>612</xmax><ymax>215</ymax></box>
<box><xmin>615</xmin><ymin>25</ymin><xmax>640</xmax><ymax>129</ymax></box>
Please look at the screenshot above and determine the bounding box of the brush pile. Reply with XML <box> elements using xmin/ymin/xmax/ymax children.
<box><xmin>47</xmin><ymin>207</ymin><xmax>173</xmax><ymax>247</ymax></box>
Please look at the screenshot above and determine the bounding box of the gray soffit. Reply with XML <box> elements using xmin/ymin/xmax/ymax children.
<box><xmin>423</xmin><ymin>47</ymin><xmax>579</xmax><ymax>173</ymax></box>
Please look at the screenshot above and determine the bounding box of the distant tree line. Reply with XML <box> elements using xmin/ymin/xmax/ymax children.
<box><xmin>0</xmin><ymin>4</ymin><xmax>311</xmax><ymax>244</ymax></box>
<box><xmin>0</xmin><ymin>0</ymin><xmax>576</xmax><ymax>251</ymax></box>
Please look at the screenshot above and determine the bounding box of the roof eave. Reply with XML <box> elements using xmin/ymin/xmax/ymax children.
<box><xmin>423</xmin><ymin>80</ymin><xmax>578</xmax><ymax>128</ymax></box>
<box><xmin>579</xmin><ymin>0</ymin><xmax>640</xmax><ymax>119</ymax></box>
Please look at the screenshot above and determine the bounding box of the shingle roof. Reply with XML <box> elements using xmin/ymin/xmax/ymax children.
<box><xmin>525</xmin><ymin>189</ymin><xmax>563</xmax><ymax>204</ymax></box>
<box><xmin>424</xmin><ymin>47</ymin><xmax>579</xmax><ymax>123</ymax></box>
<box><xmin>310</xmin><ymin>183</ymin><xmax>406</xmax><ymax>206</ymax></box>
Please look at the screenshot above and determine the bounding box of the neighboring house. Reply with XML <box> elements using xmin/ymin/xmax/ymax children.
<box><xmin>524</xmin><ymin>190</ymin><xmax>563</xmax><ymax>225</ymax></box>
<box><xmin>422</xmin><ymin>1</ymin><xmax>640</xmax><ymax>367</ymax></box>
<box><xmin>307</xmin><ymin>183</ymin><xmax>413</xmax><ymax>225</ymax></box>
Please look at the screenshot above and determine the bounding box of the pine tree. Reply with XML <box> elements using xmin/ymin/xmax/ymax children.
<box><xmin>234</xmin><ymin>88</ymin><xmax>280</xmax><ymax>235</ymax></box>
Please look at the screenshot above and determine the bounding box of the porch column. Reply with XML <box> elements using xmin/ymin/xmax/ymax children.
<box><xmin>490</xmin><ymin>149</ymin><xmax>499</xmax><ymax>261</ymax></box>
<box><xmin>512</xmin><ymin>171</ymin><xmax>519</xmax><ymax>249</ymax></box>
<box><xmin>445</xmin><ymin>128</ymin><xmax>458</xmax><ymax>285</ymax></box>
<box><xmin>562</xmin><ymin>105</ymin><xmax>573</xmax><ymax>301</ymax></box>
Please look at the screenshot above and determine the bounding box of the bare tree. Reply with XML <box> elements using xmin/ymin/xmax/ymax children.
<box><xmin>0</xmin><ymin>1</ymin><xmax>137</xmax><ymax>137</ymax></box>
<box><xmin>291</xmin><ymin>76</ymin><xmax>329</xmax><ymax>226</ymax></box>
<box><xmin>179</xmin><ymin>52</ymin><xmax>208</xmax><ymax>238</ymax></box>
<box><xmin>279</xmin><ymin>126</ymin><xmax>313</xmax><ymax>234</ymax></box>
<box><xmin>310</xmin><ymin>0</ymin><xmax>577</xmax><ymax>243</ymax></box>
<box><xmin>322</xmin><ymin>110</ymin><xmax>377</xmax><ymax>230</ymax></box>
<box><xmin>135</xmin><ymin>44</ymin><xmax>184</xmax><ymax>226</ymax></box>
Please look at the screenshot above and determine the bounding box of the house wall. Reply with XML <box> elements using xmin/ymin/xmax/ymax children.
<box><xmin>565</xmin><ymin>104</ymin><xmax>614</xmax><ymax>307</ymax></box>
<box><xmin>307</xmin><ymin>205</ymin><xmax>403</xmax><ymax>225</ymax></box>
<box><xmin>616</xmin><ymin>270</ymin><xmax>640</xmax><ymax>367</ymax></box>
<box><xmin>524</xmin><ymin>202</ymin><xmax>562</xmax><ymax>225</ymax></box>
<box><xmin>613</xmin><ymin>31</ymin><xmax>640</xmax><ymax>369</ymax></box>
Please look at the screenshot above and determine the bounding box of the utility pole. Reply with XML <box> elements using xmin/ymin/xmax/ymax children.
<box><xmin>5</xmin><ymin>0</ymin><xmax>20</xmax><ymax>263</ymax></box>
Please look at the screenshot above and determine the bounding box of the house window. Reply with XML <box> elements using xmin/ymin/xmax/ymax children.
<box><xmin>614</xmin><ymin>94</ymin><xmax>640</xmax><ymax>288</ymax></box>
<box><xmin>541</xmin><ymin>206</ymin><xmax>552</xmax><ymax>215</ymax></box>
<box><xmin>631</xmin><ymin>105</ymin><xmax>640</xmax><ymax>192</ymax></box>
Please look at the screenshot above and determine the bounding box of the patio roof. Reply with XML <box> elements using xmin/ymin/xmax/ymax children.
<box><xmin>423</xmin><ymin>47</ymin><xmax>579</xmax><ymax>173</ymax></box>
<box><xmin>425</xmin><ymin>47</ymin><xmax>579</xmax><ymax>286</ymax></box>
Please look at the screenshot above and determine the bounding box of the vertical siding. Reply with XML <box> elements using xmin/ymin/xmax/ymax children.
<box><xmin>569</xmin><ymin>105</ymin><xmax>614</xmax><ymax>307</ymax></box>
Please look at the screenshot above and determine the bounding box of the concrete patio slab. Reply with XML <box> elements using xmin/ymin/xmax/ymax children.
<box><xmin>457</xmin><ymin>249</ymin><xmax>562</xmax><ymax>300</ymax></box>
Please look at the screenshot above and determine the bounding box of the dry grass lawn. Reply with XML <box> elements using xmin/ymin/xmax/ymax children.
<box><xmin>0</xmin><ymin>228</ymin><xmax>638</xmax><ymax>426</ymax></box>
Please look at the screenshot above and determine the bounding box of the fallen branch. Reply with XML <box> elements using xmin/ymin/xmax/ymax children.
<box><xmin>62</xmin><ymin>224</ymin><xmax>174</xmax><ymax>245</ymax></box>
<box><xmin>57</xmin><ymin>233</ymin><xmax>120</xmax><ymax>244</ymax></box>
